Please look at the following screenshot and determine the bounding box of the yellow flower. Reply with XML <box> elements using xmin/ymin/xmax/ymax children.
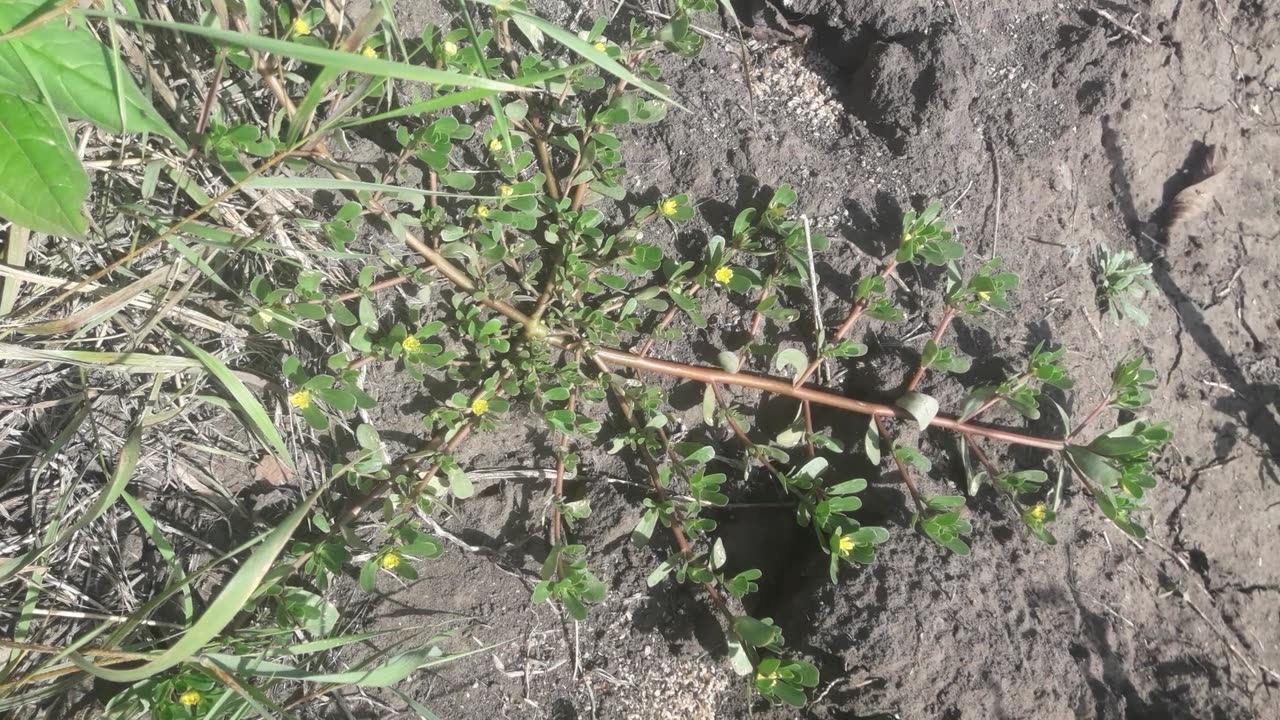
<box><xmin>475</xmin><ymin>205</ymin><xmax>490</xmax><ymax>218</ymax></box>
<box><xmin>1028</xmin><ymin>503</ymin><xmax>1047</xmax><ymax>523</ymax></box>
<box><xmin>659</xmin><ymin>197</ymin><xmax>679</xmax><ymax>217</ymax></box>
<box><xmin>488</xmin><ymin>137</ymin><xmax>504</xmax><ymax>153</ymax></box>
<box><xmin>289</xmin><ymin>389</ymin><xmax>311</xmax><ymax>410</ymax></box>
<box><xmin>178</xmin><ymin>690</ymin><xmax>201</xmax><ymax>706</ymax></box>
<box><xmin>442</xmin><ymin>41</ymin><xmax>459</xmax><ymax>56</ymax></box>
<box><xmin>977</xmin><ymin>290</ymin><xmax>992</xmax><ymax>302</ymax></box>
<box><xmin>837</xmin><ymin>534</ymin><xmax>855</xmax><ymax>557</ymax></box>
<box><xmin>499</xmin><ymin>185</ymin><xmax>514</xmax><ymax>197</ymax></box>
<box><xmin>291</xmin><ymin>17</ymin><xmax>311</xmax><ymax>36</ymax></box>
<box><xmin>593</xmin><ymin>41</ymin><xmax>607</xmax><ymax>52</ymax></box>
<box><xmin>380</xmin><ymin>552</ymin><xmax>401</xmax><ymax>570</ymax></box>
<box><xmin>714</xmin><ymin>266</ymin><xmax>734</xmax><ymax>285</ymax></box>
<box><xmin>361</xmin><ymin>46</ymin><xmax>377</xmax><ymax>58</ymax></box>
<box><xmin>402</xmin><ymin>335</ymin><xmax>421</xmax><ymax>353</ymax></box>
<box><xmin>756</xmin><ymin>669</ymin><xmax>780</xmax><ymax>685</ymax></box>
<box><xmin>470</xmin><ymin>397</ymin><xmax>489</xmax><ymax>415</ymax></box>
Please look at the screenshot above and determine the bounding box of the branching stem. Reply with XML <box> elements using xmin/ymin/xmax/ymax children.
<box><xmin>877</xmin><ymin>416</ymin><xmax>926</xmax><ymax>515</ymax></box>
<box><xmin>795</xmin><ymin>258</ymin><xmax>897</xmax><ymax>386</ymax></box>
<box><xmin>905</xmin><ymin>306</ymin><xmax>956</xmax><ymax>393</ymax></box>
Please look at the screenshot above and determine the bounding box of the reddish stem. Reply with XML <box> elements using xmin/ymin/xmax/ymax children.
<box><xmin>582</xmin><ymin>345</ymin><xmax>1066</xmax><ymax>451</ymax></box>
<box><xmin>795</xmin><ymin>258</ymin><xmax>897</xmax><ymax>387</ymax></box>
<box><xmin>1067</xmin><ymin>395</ymin><xmax>1112</xmax><ymax>441</ymax></box>
<box><xmin>905</xmin><ymin>306</ymin><xmax>957</xmax><ymax>393</ymax></box>
<box><xmin>876</xmin><ymin>415</ymin><xmax>926</xmax><ymax>514</ymax></box>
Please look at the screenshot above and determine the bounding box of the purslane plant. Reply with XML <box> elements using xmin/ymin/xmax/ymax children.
<box><xmin>0</xmin><ymin>1</ymin><xmax>1170</xmax><ymax>714</ymax></box>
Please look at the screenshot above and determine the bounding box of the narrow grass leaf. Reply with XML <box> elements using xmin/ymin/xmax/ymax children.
<box><xmin>1</xmin><ymin>224</ymin><xmax>30</xmax><ymax>316</ymax></box>
<box><xmin>247</xmin><ymin>177</ymin><xmax>519</xmax><ymax>200</ymax></box>
<box><xmin>205</xmin><ymin>638</ymin><xmax>508</xmax><ymax>687</ymax></box>
<box><xmin>17</xmin><ymin>263</ymin><xmax>173</xmax><ymax>335</ymax></box>
<box><xmin>121</xmin><ymin>490</ymin><xmax>193</xmax><ymax>623</ymax></box>
<box><xmin>0</xmin><ymin>422</ymin><xmax>140</xmax><ymax>582</ymax></box>
<box><xmin>470</xmin><ymin>0</ymin><xmax>685</xmax><ymax>110</ymax></box>
<box><xmin>171</xmin><ymin>333</ymin><xmax>293</xmax><ymax>469</ymax></box>
<box><xmin>80</xmin><ymin>11</ymin><xmax>530</xmax><ymax>94</ymax></box>
<box><xmin>0</xmin><ymin>342</ymin><xmax>206</xmax><ymax>373</ymax></box>
<box><xmin>68</xmin><ymin>483</ymin><xmax>328</xmax><ymax>681</ymax></box>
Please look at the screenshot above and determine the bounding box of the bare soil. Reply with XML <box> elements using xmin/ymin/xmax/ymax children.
<box><xmin>327</xmin><ymin>1</ymin><xmax>1280</xmax><ymax>718</ymax></box>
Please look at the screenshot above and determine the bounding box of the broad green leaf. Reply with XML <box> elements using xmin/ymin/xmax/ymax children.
<box><xmin>864</xmin><ymin>420</ymin><xmax>881</xmax><ymax>464</ymax></box>
<box><xmin>774</xmin><ymin>348</ymin><xmax>808</xmax><ymax>383</ymax></box>
<box><xmin>0</xmin><ymin>2</ymin><xmax>183</xmax><ymax>146</ymax></box>
<box><xmin>0</xmin><ymin>93</ymin><xmax>87</xmax><ymax>237</ymax></box>
<box><xmin>68</xmin><ymin>482</ymin><xmax>329</xmax><ymax>682</ymax></box>
<box><xmin>895</xmin><ymin>391</ymin><xmax>939</xmax><ymax>431</ymax></box>
<box><xmin>172</xmin><ymin>334</ymin><xmax>293</xmax><ymax>469</ymax></box>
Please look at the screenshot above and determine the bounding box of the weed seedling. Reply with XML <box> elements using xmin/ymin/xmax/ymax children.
<box><xmin>1094</xmin><ymin>242</ymin><xmax>1156</xmax><ymax>325</ymax></box>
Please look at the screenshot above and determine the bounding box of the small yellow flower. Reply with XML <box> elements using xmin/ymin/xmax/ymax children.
<box><xmin>1028</xmin><ymin>503</ymin><xmax>1047</xmax><ymax>523</ymax></box>
<box><xmin>402</xmin><ymin>335</ymin><xmax>421</xmax><ymax>353</ymax></box>
<box><xmin>291</xmin><ymin>17</ymin><xmax>311</xmax><ymax>36</ymax></box>
<box><xmin>256</xmin><ymin>308</ymin><xmax>274</xmax><ymax>323</ymax></box>
<box><xmin>659</xmin><ymin>197</ymin><xmax>679</xmax><ymax>217</ymax></box>
<box><xmin>380</xmin><ymin>552</ymin><xmax>401</xmax><ymax>570</ymax></box>
<box><xmin>499</xmin><ymin>185</ymin><xmax>514</xmax><ymax>197</ymax></box>
<box><xmin>714</xmin><ymin>266</ymin><xmax>734</xmax><ymax>285</ymax></box>
<box><xmin>977</xmin><ymin>290</ymin><xmax>992</xmax><ymax>302</ymax></box>
<box><xmin>361</xmin><ymin>46</ymin><xmax>377</xmax><ymax>58</ymax></box>
<box><xmin>442</xmin><ymin>41</ymin><xmax>459</xmax><ymax>56</ymax></box>
<box><xmin>593</xmin><ymin>41</ymin><xmax>607</xmax><ymax>52</ymax></box>
<box><xmin>289</xmin><ymin>389</ymin><xmax>311</xmax><ymax>410</ymax></box>
<box><xmin>470</xmin><ymin>397</ymin><xmax>489</xmax><ymax>415</ymax></box>
<box><xmin>756</xmin><ymin>669</ymin><xmax>780</xmax><ymax>685</ymax></box>
<box><xmin>475</xmin><ymin>205</ymin><xmax>490</xmax><ymax>218</ymax></box>
<box><xmin>178</xmin><ymin>690</ymin><xmax>201</xmax><ymax>706</ymax></box>
<box><xmin>837</xmin><ymin>534</ymin><xmax>855</xmax><ymax>557</ymax></box>
<box><xmin>488</xmin><ymin>137</ymin><xmax>504</xmax><ymax>153</ymax></box>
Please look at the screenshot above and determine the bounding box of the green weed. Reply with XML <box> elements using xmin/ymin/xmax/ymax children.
<box><xmin>0</xmin><ymin>0</ymin><xmax>1171</xmax><ymax>715</ymax></box>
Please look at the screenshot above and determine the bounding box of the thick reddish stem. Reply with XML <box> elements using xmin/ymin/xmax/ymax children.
<box><xmin>581</xmin><ymin>345</ymin><xmax>1066</xmax><ymax>451</ymax></box>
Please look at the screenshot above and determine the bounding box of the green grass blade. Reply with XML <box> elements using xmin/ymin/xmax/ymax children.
<box><xmin>121</xmin><ymin>489</ymin><xmax>194</xmax><ymax>624</ymax></box>
<box><xmin>0</xmin><ymin>224</ymin><xmax>30</xmax><ymax>316</ymax></box>
<box><xmin>67</xmin><ymin>483</ymin><xmax>329</xmax><ymax>682</ymax></box>
<box><xmin>0</xmin><ymin>342</ymin><xmax>203</xmax><ymax>373</ymax></box>
<box><xmin>0</xmin><ymin>419</ymin><xmax>139</xmax><ymax>582</ymax></box>
<box><xmin>246</xmin><ymin>177</ymin><xmax>523</xmax><ymax>200</ymax></box>
<box><xmin>332</xmin><ymin>63</ymin><xmax>586</xmax><ymax>131</ymax></box>
<box><xmin>392</xmin><ymin>688</ymin><xmax>444</xmax><ymax>720</ymax></box>
<box><xmin>171</xmin><ymin>332</ymin><xmax>293</xmax><ymax>469</ymax></box>
<box><xmin>469</xmin><ymin>0</ymin><xmax>685</xmax><ymax>110</ymax></box>
<box><xmin>205</xmin><ymin>638</ymin><xmax>508</xmax><ymax>687</ymax></box>
<box><xmin>285</xmin><ymin>629</ymin><xmax>404</xmax><ymax>656</ymax></box>
<box><xmin>79</xmin><ymin>11</ymin><xmax>530</xmax><ymax>94</ymax></box>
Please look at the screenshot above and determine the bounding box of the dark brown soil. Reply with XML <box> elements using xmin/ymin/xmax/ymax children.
<box><xmin>348</xmin><ymin>1</ymin><xmax>1280</xmax><ymax>718</ymax></box>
